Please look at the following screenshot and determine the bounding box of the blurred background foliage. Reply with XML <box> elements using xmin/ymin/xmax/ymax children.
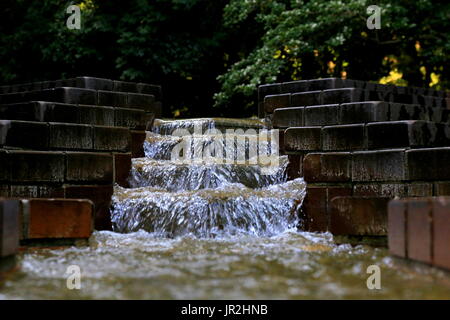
<box><xmin>0</xmin><ymin>0</ymin><xmax>448</xmax><ymax>118</ymax></box>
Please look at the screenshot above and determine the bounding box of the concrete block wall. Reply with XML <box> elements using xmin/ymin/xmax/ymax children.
<box><xmin>0</xmin><ymin>77</ymin><xmax>161</xmax><ymax>263</ymax></box>
<box><xmin>260</xmin><ymin>78</ymin><xmax>450</xmax><ymax>266</ymax></box>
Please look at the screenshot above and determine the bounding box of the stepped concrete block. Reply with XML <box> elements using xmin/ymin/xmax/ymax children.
<box><xmin>0</xmin><ymin>150</ymin><xmax>9</xmax><ymax>182</ymax></box>
<box><xmin>64</xmin><ymin>185</ymin><xmax>113</xmax><ymax>230</ymax></box>
<box><xmin>10</xmin><ymin>185</ymin><xmax>64</xmax><ymax>198</ymax></box>
<box><xmin>49</xmin><ymin>123</ymin><xmax>93</xmax><ymax>150</ymax></box>
<box><xmin>339</xmin><ymin>101</ymin><xmax>390</xmax><ymax>124</ymax></box>
<box><xmin>75</xmin><ymin>76</ymin><xmax>113</xmax><ymax>91</ymax></box>
<box><xmin>0</xmin><ymin>186</ymin><xmax>9</xmax><ymax>197</ymax></box>
<box><xmin>20</xmin><ymin>199</ymin><xmax>93</xmax><ymax>240</ymax></box>
<box><xmin>406</xmin><ymin>199</ymin><xmax>432</xmax><ymax>264</ymax></box>
<box><xmin>93</xmin><ymin>126</ymin><xmax>130</xmax><ymax>152</ymax></box>
<box><xmin>303</xmin><ymin>185</ymin><xmax>352</xmax><ymax>232</ymax></box>
<box><xmin>98</xmin><ymin>90</ymin><xmax>127</xmax><ymax>107</ymax></box>
<box><xmin>304</xmin><ymin>104</ymin><xmax>339</xmax><ymax>126</ymax></box>
<box><xmin>65</xmin><ymin>152</ymin><xmax>113</xmax><ymax>183</ymax></box>
<box><xmin>78</xmin><ymin>105</ymin><xmax>115</xmax><ymax>126</ymax></box>
<box><xmin>0</xmin><ymin>120</ymin><xmax>49</xmax><ymax>149</ymax></box>
<box><xmin>407</xmin><ymin>147</ymin><xmax>450</xmax><ymax>180</ymax></box>
<box><xmin>55</xmin><ymin>79</ymin><xmax>77</xmax><ymax>88</ymax></box>
<box><xmin>0</xmin><ymin>199</ymin><xmax>20</xmax><ymax>257</ymax></box>
<box><xmin>10</xmin><ymin>151</ymin><xmax>65</xmax><ymax>183</ymax></box>
<box><xmin>428</xmin><ymin>108</ymin><xmax>450</xmax><ymax>123</ymax></box>
<box><xmin>272</xmin><ymin>107</ymin><xmax>304</xmax><ymax>128</ymax></box>
<box><xmin>352</xmin><ymin>149</ymin><xmax>406</xmax><ymax>182</ymax></box>
<box><xmin>304</xmin><ymin>152</ymin><xmax>351</xmax><ymax>182</ymax></box>
<box><xmin>114</xmin><ymin>108</ymin><xmax>147</xmax><ymax>130</ymax></box>
<box><xmin>330</xmin><ymin>197</ymin><xmax>389</xmax><ymax>236</ymax></box>
<box><xmin>322</xmin><ymin>88</ymin><xmax>365</xmax><ymax>104</ymax></box>
<box><xmin>284</xmin><ymin>127</ymin><xmax>321</xmax><ymax>151</ymax></box>
<box><xmin>322</xmin><ymin>124</ymin><xmax>366</xmax><ymax>151</ymax></box>
<box><xmin>433</xmin><ymin>197</ymin><xmax>450</xmax><ymax>270</ymax></box>
<box><xmin>388</xmin><ymin>199</ymin><xmax>407</xmax><ymax>258</ymax></box>
<box><xmin>408</xmin><ymin>183</ymin><xmax>433</xmax><ymax>196</ymax></box>
<box><xmin>48</xmin><ymin>87</ymin><xmax>97</xmax><ymax>105</ymax></box>
<box><xmin>280</xmin><ymin>80</ymin><xmax>309</xmax><ymax>94</ymax></box>
<box><xmin>264</xmin><ymin>94</ymin><xmax>290</xmax><ymax>113</ymax></box>
<box><xmin>114</xmin><ymin>153</ymin><xmax>132</xmax><ymax>187</ymax></box>
<box><xmin>136</xmin><ymin>83</ymin><xmax>162</xmax><ymax>100</ymax></box>
<box><xmin>291</xmin><ymin>91</ymin><xmax>322</xmax><ymax>106</ymax></box>
<box><xmin>130</xmin><ymin>130</ymin><xmax>146</xmax><ymax>158</ymax></box>
<box><xmin>126</xmin><ymin>93</ymin><xmax>155</xmax><ymax>112</ymax></box>
<box><xmin>308</xmin><ymin>78</ymin><xmax>344</xmax><ymax>91</ymax></box>
<box><xmin>258</xmin><ymin>83</ymin><xmax>281</xmax><ymax>102</ymax></box>
<box><xmin>389</xmin><ymin>103</ymin><xmax>429</xmax><ymax>122</ymax></box>
<box><xmin>113</xmin><ymin>80</ymin><xmax>138</xmax><ymax>93</ymax></box>
<box><xmin>367</xmin><ymin>121</ymin><xmax>447</xmax><ymax>149</ymax></box>
<box><xmin>434</xmin><ymin>182</ymin><xmax>450</xmax><ymax>196</ymax></box>
<box><xmin>353</xmin><ymin>183</ymin><xmax>407</xmax><ymax>197</ymax></box>
<box><xmin>0</xmin><ymin>102</ymin><xmax>76</xmax><ymax>123</ymax></box>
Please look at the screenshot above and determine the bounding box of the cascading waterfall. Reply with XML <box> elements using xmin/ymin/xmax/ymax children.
<box><xmin>111</xmin><ymin>118</ymin><xmax>306</xmax><ymax>238</ymax></box>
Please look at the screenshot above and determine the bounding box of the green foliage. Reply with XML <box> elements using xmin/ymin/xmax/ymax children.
<box><xmin>214</xmin><ymin>0</ymin><xmax>450</xmax><ymax>111</ymax></box>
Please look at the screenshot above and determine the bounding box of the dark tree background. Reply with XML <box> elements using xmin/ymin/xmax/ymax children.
<box><xmin>1</xmin><ymin>0</ymin><xmax>448</xmax><ymax>118</ymax></box>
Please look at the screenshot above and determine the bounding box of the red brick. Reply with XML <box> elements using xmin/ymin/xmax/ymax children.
<box><xmin>407</xmin><ymin>199</ymin><xmax>432</xmax><ymax>264</ymax></box>
<box><xmin>22</xmin><ymin>199</ymin><xmax>93</xmax><ymax>239</ymax></box>
<box><xmin>388</xmin><ymin>200</ymin><xmax>407</xmax><ymax>258</ymax></box>
<box><xmin>330</xmin><ymin>197</ymin><xmax>389</xmax><ymax>236</ymax></box>
<box><xmin>432</xmin><ymin>197</ymin><xmax>450</xmax><ymax>270</ymax></box>
<box><xmin>303</xmin><ymin>186</ymin><xmax>328</xmax><ymax>231</ymax></box>
<box><xmin>64</xmin><ymin>185</ymin><xmax>113</xmax><ymax>230</ymax></box>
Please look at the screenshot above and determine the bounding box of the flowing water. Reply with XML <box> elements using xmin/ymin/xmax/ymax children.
<box><xmin>1</xmin><ymin>118</ymin><xmax>450</xmax><ymax>299</ymax></box>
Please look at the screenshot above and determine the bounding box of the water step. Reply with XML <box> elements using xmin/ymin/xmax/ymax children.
<box><xmin>0</xmin><ymin>87</ymin><xmax>161</xmax><ymax>115</ymax></box>
<box><xmin>264</xmin><ymin>88</ymin><xmax>447</xmax><ymax>114</ymax></box>
<box><xmin>284</xmin><ymin>120</ymin><xmax>450</xmax><ymax>152</ymax></box>
<box><xmin>152</xmin><ymin>118</ymin><xmax>265</xmax><ymax>135</ymax></box>
<box><xmin>0</xmin><ymin>101</ymin><xmax>151</xmax><ymax>129</ymax></box>
<box><xmin>129</xmin><ymin>157</ymin><xmax>288</xmax><ymax>191</ymax></box>
<box><xmin>388</xmin><ymin>197</ymin><xmax>450</xmax><ymax>271</ymax></box>
<box><xmin>111</xmin><ymin>178</ymin><xmax>305</xmax><ymax>237</ymax></box>
<box><xmin>273</xmin><ymin>101</ymin><xmax>450</xmax><ymax>128</ymax></box>
<box><xmin>0</xmin><ymin>76</ymin><xmax>163</xmax><ymax>101</ymax></box>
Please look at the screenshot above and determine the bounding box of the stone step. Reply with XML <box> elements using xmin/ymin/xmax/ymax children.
<box><xmin>0</xmin><ymin>87</ymin><xmax>161</xmax><ymax>115</ymax></box>
<box><xmin>284</xmin><ymin>120</ymin><xmax>450</xmax><ymax>152</ymax></box>
<box><xmin>300</xmin><ymin>147</ymin><xmax>450</xmax><ymax>183</ymax></box>
<box><xmin>273</xmin><ymin>101</ymin><xmax>450</xmax><ymax>128</ymax></box>
<box><xmin>388</xmin><ymin>197</ymin><xmax>450</xmax><ymax>271</ymax></box>
<box><xmin>0</xmin><ymin>76</ymin><xmax>163</xmax><ymax>102</ymax></box>
<box><xmin>264</xmin><ymin>88</ymin><xmax>447</xmax><ymax>114</ymax></box>
<box><xmin>19</xmin><ymin>198</ymin><xmax>93</xmax><ymax>244</ymax></box>
<box><xmin>0</xmin><ymin>120</ymin><xmax>131</xmax><ymax>152</ymax></box>
<box><xmin>259</xmin><ymin>77</ymin><xmax>448</xmax><ymax>103</ymax></box>
<box><xmin>0</xmin><ymin>101</ymin><xmax>151</xmax><ymax>129</ymax></box>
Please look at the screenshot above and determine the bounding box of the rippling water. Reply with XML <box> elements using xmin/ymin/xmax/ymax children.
<box><xmin>2</xmin><ymin>230</ymin><xmax>450</xmax><ymax>299</ymax></box>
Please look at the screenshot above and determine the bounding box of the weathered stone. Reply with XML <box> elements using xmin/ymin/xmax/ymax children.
<box><xmin>291</xmin><ymin>91</ymin><xmax>322</xmax><ymax>106</ymax></box>
<box><xmin>98</xmin><ymin>90</ymin><xmax>127</xmax><ymax>107</ymax></box>
<box><xmin>303</xmin><ymin>152</ymin><xmax>351</xmax><ymax>182</ymax></box>
<box><xmin>10</xmin><ymin>151</ymin><xmax>65</xmax><ymax>183</ymax></box>
<box><xmin>407</xmin><ymin>147</ymin><xmax>450</xmax><ymax>180</ymax></box>
<box><xmin>322</xmin><ymin>88</ymin><xmax>365</xmax><ymax>104</ymax></box>
<box><xmin>353</xmin><ymin>183</ymin><xmax>407</xmax><ymax>197</ymax></box>
<box><xmin>433</xmin><ymin>197</ymin><xmax>450</xmax><ymax>270</ymax></box>
<box><xmin>126</xmin><ymin>93</ymin><xmax>155</xmax><ymax>112</ymax></box>
<box><xmin>114</xmin><ymin>153</ymin><xmax>132</xmax><ymax>187</ymax></box>
<box><xmin>280</xmin><ymin>80</ymin><xmax>309</xmax><ymax>94</ymax></box>
<box><xmin>272</xmin><ymin>107</ymin><xmax>304</xmax><ymax>128</ymax></box>
<box><xmin>389</xmin><ymin>103</ymin><xmax>429</xmax><ymax>122</ymax></box>
<box><xmin>330</xmin><ymin>196</ymin><xmax>389</xmax><ymax>236</ymax></box>
<box><xmin>258</xmin><ymin>83</ymin><xmax>281</xmax><ymax>102</ymax></box>
<box><xmin>407</xmin><ymin>183</ymin><xmax>433</xmax><ymax>197</ymax></box>
<box><xmin>76</xmin><ymin>76</ymin><xmax>113</xmax><ymax>91</ymax></box>
<box><xmin>304</xmin><ymin>104</ymin><xmax>339</xmax><ymax>126</ymax></box>
<box><xmin>78</xmin><ymin>105</ymin><xmax>115</xmax><ymax>126</ymax></box>
<box><xmin>0</xmin><ymin>199</ymin><xmax>20</xmax><ymax>257</ymax></box>
<box><xmin>136</xmin><ymin>83</ymin><xmax>162</xmax><ymax>100</ymax></box>
<box><xmin>114</xmin><ymin>108</ymin><xmax>147</xmax><ymax>129</ymax></box>
<box><xmin>284</xmin><ymin>127</ymin><xmax>321</xmax><ymax>151</ymax></box>
<box><xmin>130</xmin><ymin>130</ymin><xmax>146</xmax><ymax>158</ymax></box>
<box><xmin>352</xmin><ymin>149</ymin><xmax>406</xmax><ymax>182</ymax></box>
<box><xmin>10</xmin><ymin>185</ymin><xmax>64</xmax><ymax>198</ymax></box>
<box><xmin>339</xmin><ymin>101</ymin><xmax>390</xmax><ymax>124</ymax></box>
<box><xmin>93</xmin><ymin>126</ymin><xmax>130</xmax><ymax>152</ymax></box>
<box><xmin>65</xmin><ymin>152</ymin><xmax>113</xmax><ymax>183</ymax></box>
<box><xmin>0</xmin><ymin>120</ymin><xmax>49</xmax><ymax>149</ymax></box>
<box><xmin>49</xmin><ymin>123</ymin><xmax>93</xmax><ymax>150</ymax></box>
<box><xmin>264</xmin><ymin>94</ymin><xmax>290</xmax><ymax>113</ymax></box>
<box><xmin>322</xmin><ymin>124</ymin><xmax>366</xmax><ymax>151</ymax></box>
<box><xmin>113</xmin><ymin>80</ymin><xmax>138</xmax><ymax>93</ymax></box>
